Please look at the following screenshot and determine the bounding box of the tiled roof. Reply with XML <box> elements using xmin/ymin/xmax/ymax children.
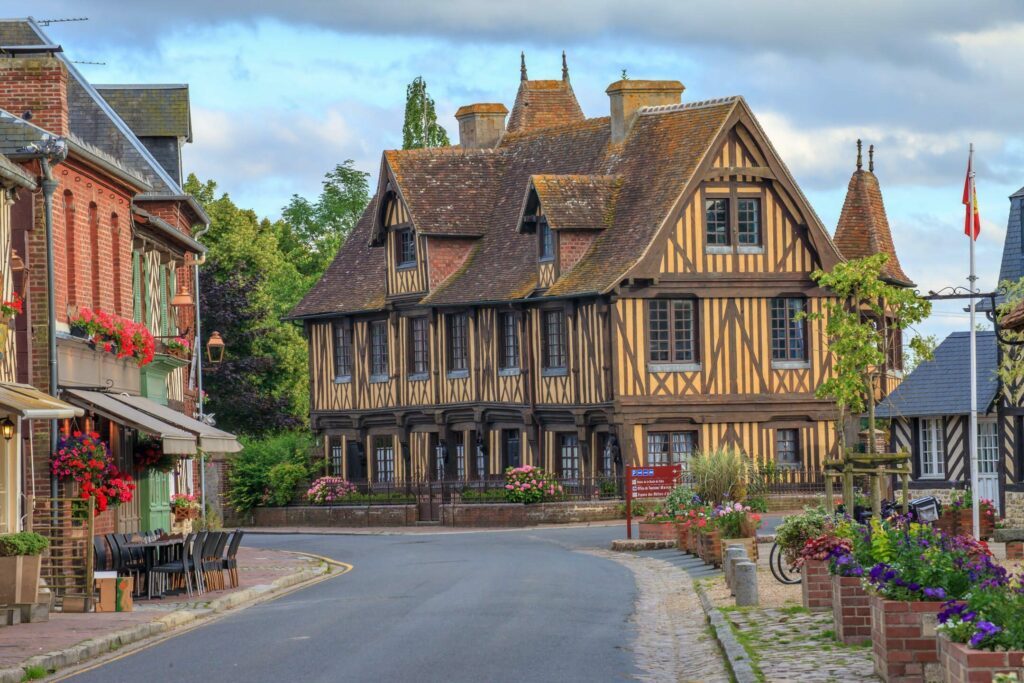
<box><xmin>506</xmin><ymin>79</ymin><xmax>584</xmax><ymax>134</ymax></box>
<box><xmin>834</xmin><ymin>166</ymin><xmax>913</xmax><ymax>285</ymax></box>
<box><xmin>95</xmin><ymin>85</ymin><xmax>191</xmax><ymax>141</ymax></box>
<box><xmin>528</xmin><ymin>175</ymin><xmax>620</xmax><ymax>230</ymax></box>
<box><xmin>290</xmin><ymin>195</ymin><xmax>387</xmax><ymax>317</ymax></box>
<box><xmin>875</xmin><ymin>331</ymin><xmax>999</xmax><ymax>418</ymax></box>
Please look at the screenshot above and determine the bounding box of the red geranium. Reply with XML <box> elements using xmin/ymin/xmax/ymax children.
<box><xmin>70</xmin><ymin>307</ymin><xmax>156</xmax><ymax>367</ymax></box>
<box><xmin>51</xmin><ymin>431</ymin><xmax>134</xmax><ymax>513</ymax></box>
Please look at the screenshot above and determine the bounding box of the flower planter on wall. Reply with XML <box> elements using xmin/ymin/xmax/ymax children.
<box><xmin>638</xmin><ymin>521</ymin><xmax>677</xmax><ymax>542</ymax></box>
<box><xmin>832</xmin><ymin>574</ymin><xmax>872</xmax><ymax>645</ymax></box>
<box><xmin>0</xmin><ymin>555</ymin><xmax>41</xmax><ymax>605</ymax></box>
<box><xmin>800</xmin><ymin>558</ymin><xmax>831</xmax><ymax>612</ymax></box>
<box><xmin>938</xmin><ymin>633</ymin><xmax>1024</xmax><ymax>683</ymax></box>
<box><xmin>870</xmin><ymin>594</ymin><xmax>944</xmax><ymax>682</ymax></box>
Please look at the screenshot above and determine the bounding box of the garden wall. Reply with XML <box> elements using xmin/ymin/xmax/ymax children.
<box><xmin>441</xmin><ymin>500</ymin><xmax>623</xmax><ymax>527</ymax></box>
<box><xmin>241</xmin><ymin>505</ymin><xmax>419</xmax><ymax>527</ymax></box>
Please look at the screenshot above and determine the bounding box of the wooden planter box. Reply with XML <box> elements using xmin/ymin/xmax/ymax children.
<box><xmin>0</xmin><ymin>555</ymin><xmax>41</xmax><ymax>605</ymax></box>
<box><xmin>833</xmin><ymin>574</ymin><xmax>872</xmax><ymax>645</ymax></box>
<box><xmin>871</xmin><ymin>594</ymin><xmax>945</xmax><ymax>682</ymax></box>
<box><xmin>938</xmin><ymin>632</ymin><xmax>1024</xmax><ymax>683</ymax></box>
<box><xmin>638</xmin><ymin>521</ymin><xmax>677</xmax><ymax>542</ymax></box>
<box><xmin>721</xmin><ymin>536</ymin><xmax>758</xmax><ymax>562</ymax></box>
<box><xmin>801</xmin><ymin>557</ymin><xmax>831</xmax><ymax>612</ymax></box>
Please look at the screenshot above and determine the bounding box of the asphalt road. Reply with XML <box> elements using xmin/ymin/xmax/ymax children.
<box><xmin>68</xmin><ymin>526</ymin><xmax>639</xmax><ymax>683</ymax></box>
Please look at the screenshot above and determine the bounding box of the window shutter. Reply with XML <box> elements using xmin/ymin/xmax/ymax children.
<box><xmin>132</xmin><ymin>251</ymin><xmax>142</xmax><ymax>323</ymax></box>
<box><xmin>159</xmin><ymin>264</ymin><xmax>169</xmax><ymax>337</ymax></box>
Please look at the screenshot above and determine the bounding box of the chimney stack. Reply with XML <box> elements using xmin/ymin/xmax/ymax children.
<box><xmin>606</xmin><ymin>80</ymin><xmax>684</xmax><ymax>144</ymax></box>
<box><xmin>455</xmin><ymin>103</ymin><xmax>508</xmax><ymax>149</ymax></box>
<box><xmin>0</xmin><ymin>52</ymin><xmax>70</xmax><ymax>137</ymax></box>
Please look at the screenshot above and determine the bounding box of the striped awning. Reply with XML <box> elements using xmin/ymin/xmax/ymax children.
<box><xmin>64</xmin><ymin>389</ymin><xmax>197</xmax><ymax>455</ymax></box>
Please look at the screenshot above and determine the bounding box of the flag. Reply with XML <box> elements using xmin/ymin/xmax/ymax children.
<box><xmin>963</xmin><ymin>152</ymin><xmax>981</xmax><ymax>240</ymax></box>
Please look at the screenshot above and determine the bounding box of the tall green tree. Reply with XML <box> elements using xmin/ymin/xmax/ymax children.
<box><xmin>402</xmin><ymin>76</ymin><xmax>450</xmax><ymax>150</ymax></box>
<box><xmin>277</xmin><ymin>161</ymin><xmax>370</xmax><ymax>314</ymax></box>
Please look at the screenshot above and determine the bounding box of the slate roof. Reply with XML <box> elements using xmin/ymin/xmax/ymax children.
<box><xmin>527</xmin><ymin>175</ymin><xmax>621</xmax><ymax>230</ymax></box>
<box><xmin>292</xmin><ymin>85</ymin><xmax>847</xmax><ymax>319</ymax></box>
<box><xmin>95</xmin><ymin>85</ymin><xmax>192</xmax><ymax>141</ymax></box>
<box><xmin>834</xmin><ymin>164</ymin><xmax>913</xmax><ymax>286</ymax></box>
<box><xmin>506</xmin><ymin>78</ymin><xmax>584</xmax><ymax>134</ymax></box>
<box><xmin>997</xmin><ymin>189</ymin><xmax>1024</xmax><ymax>284</ymax></box>
<box><xmin>875</xmin><ymin>331</ymin><xmax>999</xmax><ymax>418</ymax></box>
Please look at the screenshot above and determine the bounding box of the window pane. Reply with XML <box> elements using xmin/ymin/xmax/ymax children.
<box><xmin>560</xmin><ymin>434</ymin><xmax>580</xmax><ymax>482</ymax></box>
<box><xmin>447</xmin><ymin>314</ymin><xmax>468</xmax><ymax>371</ymax></box>
<box><xmin>455</xmin><ymin>443</ymin><xmax>466</xmax><ymax>480</ymax></box>
<box><xmin>671</xmin><ymin>432</ymin><xmax>695</xmax><ymax>467</ymax></box>
<box><xmin>737</xmin><ymin>198</ymin><xmax>761</xmax><ymax>245</ymax></box>
<box><xmin>672</xmin><ymin>300</ymin><xmax>695</xmax><ymax>362</ymax></box>
<box><xmin>771</xmin><ymin>298</ymin><xmax>807</xmax><ymax>361</ymax></box>
<box><xmin>776</xmin><ymin>429</ymin><xmax>799</xmax><ymax>466</ymax></box>
<box><xmin>544</xmin><ymin>311</ymin><xmax>566</xmax><ymax>369</ymax></box>
<box><xmin>646</xmin><ymin>433</ymin><xmax>670</xmax><ymax>465</ymax></box>
<box><xmin>501</xmin><ymin>313</ymin><xmax>519</xmax><ymax>369</ymax></box>
<box><xmin>397</xmin><ymin>229</ymin><xmax>416</xmax><ymax>265</ymax></box>
<box><xmin>539</xmin><ymin>221</ymin><xmax>554</xmax><ymax>259</ymax></box>
<box><xmin>504</xmin><ymin>430</ymin><xmax>521</xmax><ymax>469</ymax></box>
<box><xmin>375</xmin><ymin>437</ymin><xmax>394</xmax><ymax>483</ymax></box>
<box><xmin>371</xmin><ymin>321</ymin><xmax>389</xmax><ymax>377</ymax></box>
<box><xmin>705</xmin><ymin>198</ymin><xmax>729</xmax><ymax>245</ymax></box>
<box><xmin>410</xmin><ymin>317</ymin><xmax>429</xmax><ymax>375</ymax></box>
<box><xmin>333</xmin><ymin>321</ymin><xmax>352</xmax><ymax>378</ymax></box>
<box><xmin>648</xmin><ymin>300</ymin><xmax>669</xmax><ymax>362</ymax></box>
<box><xmin>920</xmin><ymin>419</ymin><xmax>945</xmax><ymax>477</ymax></box>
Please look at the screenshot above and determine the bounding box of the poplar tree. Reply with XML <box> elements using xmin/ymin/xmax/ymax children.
<box><xmin>402</xmin><ymin>76</ymin><xmax>450</xmax><ymax>150</ymax></box>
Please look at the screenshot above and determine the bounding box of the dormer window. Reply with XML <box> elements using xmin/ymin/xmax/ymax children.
<box><xmin>539</xmin><ymin>220</ymin><xmax>554</xmax><ymax>261</ymax></box>
<box><xmin>397</xmin><ymin>228</ymin><xmax>416</xmax><ymax>268</ymax></box>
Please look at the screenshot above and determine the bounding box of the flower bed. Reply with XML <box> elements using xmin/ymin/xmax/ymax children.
<box><xmin>70</xmin><ymin>307</ymin><xmax>156</xmax><ymax>367</ymax></box>
<box><xmin>503</xmin><ymin>465</ymin><xmax>563</xmax><ymax>504</ymax></box>
<box><xmin>306</xmin><ymin>476</ymin><xmax>358</xmax><ymax>504</ymax></box>
<box><xmin>938</xmin><ymin>633</ymin><xmax>1024</xmax><ymax>683</ymax></box>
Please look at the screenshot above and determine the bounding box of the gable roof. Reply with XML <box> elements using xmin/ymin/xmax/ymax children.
<box><xmin>95</xmin><ymin>84</ymin><xmax>192</xmax><ymax>141</ymax></box>
<box><xmin>507</xmin><ymin>78</ymin><xmax>584</xmax><ymax>134</ymax></box>
<box><xmin>834</xmin><ymin>163</ymin><xmax>913</xmax><ymax>286</ymax></box>
<box><xmin>875</xmin><ymin>331</ymin><xmax>999</xmax><ymax>419</ymax></box>
<box><xmin>290</xmin><ymin>195</ymin><xmax>387</xmax><ymax>318</ymax></box>
<box><xmin>525</xmin><ymin>174</ymin><xmax>621</xmax><ymax>231</ymax></box>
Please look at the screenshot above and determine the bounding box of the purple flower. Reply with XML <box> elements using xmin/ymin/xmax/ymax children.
<box><xmin>969</xmin><ymin>621</ymin><xmax>1001</xmax><ymax>648</ymax></box>
<box><xmin>923</xmin><ymin>587</ymin><xmax>946</xmax><ymax>600</ymax></box>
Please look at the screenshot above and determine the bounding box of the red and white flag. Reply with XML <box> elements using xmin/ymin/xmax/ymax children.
<box><xmin>963</xmin><ymin>151</ymin><xmax>981</xmax><ymax>240</ymax></box>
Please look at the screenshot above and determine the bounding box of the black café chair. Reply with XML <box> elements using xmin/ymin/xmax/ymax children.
<box><xmin>107</xmin><ymin>533</ymin><xmax>142</xmax><ymax>594</ymax></box>
<box><xmin>222</xmin><ymin>530</ymin><xmax>244</xmax><ymax>589</ymax></box>
<box><xmin>150</xmin><ymin>532</ymin><xmax>196</xmax><ymax>598</ymax></box>
<box><xmin>93</xmin><ymin>536</ymin><xmax>109</xmax><ymax>571</ymax></box>
<box><xmin>190</xmin><ymin>531</ymin><xmax>208</xmax><ymax>595</ymax></box>
<box><xmin>203</xmin><ymin>532</ymin><xmax>229</xmax><ymax>591</ymax></box>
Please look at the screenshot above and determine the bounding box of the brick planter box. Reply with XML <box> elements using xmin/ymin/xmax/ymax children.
<box><xmin>1007</xmin><ymin>541</ymin><xmax>1024</xmax><ymax>560</ymax></box>
<box><xmin>871</xmin><ymin>594</ymin><xmax>944</xmax><ymax>682</ymax></box>
<box><xmin>697</xmin><ymin>529</ymin><xmax>723</xmax><ymax>566</ymax></box>
<box><xmin>801</xmin><ymin>558</ymin><xmax>831</xmax><ymax>612</ymax></box>
<box><xmin>638</xmin><ymin>521</ymin><xmax>677</xmax><ymax>542</ymax></box>
<box><xmin>833</xmin><ymin>574</ymin><xmax>872</xmax><ymax>645</ymax></box>
<box><xmin>937</xmin><ymin>508</ymin><xmax>995</xmax><ymax>539</ymax></box>
<box><xmin>938</xmin><ymin>632</ymin><xmax>1024</xmax><ymax>682</ymax></box>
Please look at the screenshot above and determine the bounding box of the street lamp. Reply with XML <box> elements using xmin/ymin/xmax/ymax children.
<box><xmin>171</xmin><ymin>283</ymin><xmax>194</xmax><ymax>308</ymax></box>
<box><xmin>206</xmin><ymin>331</ymin><xmax>225</xmax><ymax>364</ymax></box>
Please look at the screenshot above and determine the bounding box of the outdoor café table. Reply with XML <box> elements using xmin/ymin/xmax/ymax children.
<box><xmin>122</xmin><ymin>537</ymin><xmax>185</xmax><ymax>599</ymax></box>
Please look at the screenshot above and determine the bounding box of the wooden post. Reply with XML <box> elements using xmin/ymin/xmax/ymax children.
<box><xmin>824</xmin><ymin>471</ymin><xmax>835</xmax><ymax>516</ymax></box>
<box><xmin>872</xmin><ymin>465</ymin><xmax>883</xmax><ymax>518</ymax></box>
<box><xmin>85</xmin><ymin>495</ymin><xmax>95</xmax><ymax>607</ymax></box>
<box><xmin>842</xmin><ymin>462</ymin><xmax>855</xmax><ymax>513</ymax></box>
<box><xmin>901</xmin><ymin>472</ymin><xmax>910</xmax><ymax>515</ymax></box>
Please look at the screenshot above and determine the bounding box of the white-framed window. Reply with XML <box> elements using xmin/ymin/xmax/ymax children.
<box><xmin>646</xmin><ymin>431</ymin><xmax>696</xmax><ymax>468</ymax></box>
<box><xmin>374</xmin><ymin>436</ymin><xmax>395</xmax><ymax>483</ymax></box>
<box><xmin>919</xmin><ymin>418</ymin><xmax>945</xmax><ymax>479</ymax></box>
<box><xmin>977</xmin><ymin>421</ymin><xmax>998</xmax><ymax>476</ymax></box>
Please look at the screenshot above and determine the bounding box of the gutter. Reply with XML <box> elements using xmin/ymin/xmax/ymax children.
<box><xmin>132</xmin><ymin>205</ymin><xmax>208</xmax><ymax>254</ymax></box>
<box><xmin>135</xmin><ymin>193</ymin><xmax>211</xmax><ymax>227</ymax></box>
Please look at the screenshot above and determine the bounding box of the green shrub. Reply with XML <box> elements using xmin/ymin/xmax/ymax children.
<box><xmin>0</xmin><ymin>532</ymin><xmax>49</xmax><ymax>556</ymax></box>
<box><xmin>227</xmin><ymin>431</ymin><xmax>316</xmax><ymax>511</ymax></box>
<box><xmin>689</xmin><ymin>448</ymin><xmax>751</xmax><ymax>504</ymax></box>
<box><xmin>774</xmin><ymin>507</ymin><xmax>830</xmax><ymax>565</ymax></box>
<box><xmin>266</xmin><ymin>462</ymin><xmax>308</xmax><ymax>506</ymax></box>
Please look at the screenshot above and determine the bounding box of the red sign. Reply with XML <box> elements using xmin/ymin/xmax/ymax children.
<box><xmin>625</xmin><ymin>465</ymin><xmax>681</xmax><ymax>539</ymax></box>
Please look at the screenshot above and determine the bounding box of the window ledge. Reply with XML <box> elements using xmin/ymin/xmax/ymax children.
<box><xmin>498</xmin><ymin>367</ymin><xmax>521</xmax><ymax>377</ymax></box>
<box><xmin>396</xmin><ymin>262</ymin><xmax>417</xmax><ymax>271</ymax></box>
<box><xmin>649</xmin><ymin>363</ymin><xmax>701</xmax><ymax>373</ymax></box>
<box><xmin>918</xmin><ymin>474</ymin><xmax>947</xmax><ymax>481</ymax></box>
<box><xmin>333</xmin><ymin>375</ymin><xmax>352</xmax><ymax>384</ymax></box>
<box><xmin>705</xmin><ymin>245</ymin><xmax>732</xmax><ymax>255</ymax></box>
<box><xmin>538</xmin><ymin>256</ymin><xmax>555</xmax><ymax>264</ymax></box>
<box><xmin>408</xmin><ymin>373</ymin><xmax>429</xmax><ymax>382</ymax></box>
<box><xmin>737</xmin><ymin>246</ymin><xmax>764</xmax><ymax>255</ymax></box>
<box><xmin>447</xmin><ymin>370</ymin><xmax>470</xmax><ymax>380</ymax></box>
<box><xmin>369</xmin><ymin>374</ymin><xmax>390</xmax><ymax>384</ymax></box>
<box><xmin>542</xmin><ymin>367</ymin><xmax>568</xmax><ymax>377</ymax></box>
<box><xmin>772</xmin><ymin>360</ymin><xmax>810</xmax><ymax>370</ymax></box>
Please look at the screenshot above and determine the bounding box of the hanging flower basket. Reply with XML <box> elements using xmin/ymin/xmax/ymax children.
<box><xmin>170</xmin><ymin>493</ymin><xmax>200</xmax><ymax>520</ymax></box>
<box><xmin>51</xmin><ymin>431</ymin><xmax>134</xmax><ymax>514</ymax></box>
<box><xmin>164</xmin><ymin>336</ymin><xmax>192</xmax><ymax>359</ymax></box>
<box><xmin>134</xmin><ymin>437</ymin><xmax>178</xmax><ymax>473</ymax></box>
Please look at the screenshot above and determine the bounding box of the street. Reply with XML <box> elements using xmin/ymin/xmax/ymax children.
<box><xmin>67</xmin><ymin>527</ymin><xmax>646</xmax><ymax>682</ymax></box>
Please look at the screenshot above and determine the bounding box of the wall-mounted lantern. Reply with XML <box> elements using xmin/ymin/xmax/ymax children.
<box><xmin>1</xmin><ymin>417</ymin><xmax>15</xmax><ymax>441</ymax></box>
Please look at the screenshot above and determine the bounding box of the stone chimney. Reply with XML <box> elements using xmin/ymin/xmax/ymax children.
<box><xmin>0</xmin><ymin>52</ymin><xmax>70</xmax><ymax>137</ymax></box>
<box><xmin>455</xmin><ymin>103</ymin><xmax>508</xmax><ymax>149</ymax></box>
<box><xmin>606</xmin><ymin>80</ymin><xmax>685</xmax><ymax>144</ymax></box>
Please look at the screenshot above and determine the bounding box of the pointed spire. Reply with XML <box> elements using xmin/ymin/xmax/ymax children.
<box><xmin>520</xmin><ymin>51</ymin><xmax>527</xmax><ymax>81</ymax></box>
<box><xmin>868</xmin><ymin>144</ymin><xmax>875</xmax><ymax>173</ymax></box>
<box><xmin>562</xmin><ymin>50</ymin><xmax>569</xmax><ymax>81</ymax></box>
<box><xmin>856</xmin><ymin>139</ymin><xmax>863</xmax><ymax>171</ymax></box>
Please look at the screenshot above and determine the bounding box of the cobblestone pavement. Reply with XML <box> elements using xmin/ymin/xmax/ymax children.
<box><xmin>592</xmin><ymin>550</ymin><xmax>731</xmax><ymax>683</ymax></box>
<box><xmin>723</xmin><ymin>606</ymin><xmax>878</xmax><ymax>682</ymax></box>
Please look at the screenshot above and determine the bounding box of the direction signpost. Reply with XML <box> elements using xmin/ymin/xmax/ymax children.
<box><xmin>625</xmin><ymin>465</ymin><xmax>681</xmax><ymax>539</ymax></box>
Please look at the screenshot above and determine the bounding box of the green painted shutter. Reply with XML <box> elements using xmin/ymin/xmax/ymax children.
<box><xmin>159</xmin><ymin>264</ymin><xmax>169</xmax><ymax>337</ymax></box>
<box><xmin>132</xmin><ymin>252</ymin><xmax>142</xmax><ymax>322</ymax></box>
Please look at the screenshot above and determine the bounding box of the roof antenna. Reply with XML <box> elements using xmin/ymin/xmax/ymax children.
<box><xmin>37</xmin><ymin>17</ymin><xmax>89</xmax><ymax>26</ymax></box>
<box><xmin>562</xmin><ymin>50</ymin><xmax>569</xmax><ymax>81</ymax></box>
<box><xmin>868</xmin><ymin>144</ymin><xmax>875</xmax><ymax>173</ymax></box>
<box><xmin>856</xmin><ymin>139</ymin><xmax>863</xmax><ymax>171</ymax></box>
<box><xmin>521</xmin><ymin>51</ymin><xmax>527</xmax><ymax>81</ymax></box>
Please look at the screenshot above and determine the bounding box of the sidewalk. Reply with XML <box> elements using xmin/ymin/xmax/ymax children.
<box><xmin>0</xmin><ymin>547</ymin><xmax>327</xmax><ymax>681</ymax></box>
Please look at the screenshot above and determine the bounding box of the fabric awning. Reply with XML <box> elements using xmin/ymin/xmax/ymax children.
<box><xmin>0</xmin><ymin>383</ymin><xmax>83</xmax><ymax>419</ymax></box>
<box><xmin>64</xmin><ymin>389</ymin><xmax>197</xmax><ymax>455</ymax></box>
<box><xmin>108</xmin><ymin>393</ymin><xmax>241</xmax><ymax>454</ymax></box>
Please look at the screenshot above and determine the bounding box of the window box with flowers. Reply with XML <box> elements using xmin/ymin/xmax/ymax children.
<box><xmin>163</xmin><ymin>336</ymin><xmax>191</xmax><ymax>360</ymax></box>
<box><xmin>51</xmin><ymin>431</ymin><xmax>134</xmax><ymax>514</ymax></box>
<box><xmin>170</xmin><ymin>493</ymin><xmax>200</xmax><ymax>521</ymax></box>
<box><xmin>68</xmin><ymin>307</ymin><xmax>156</xmax><ymax>367</ymax></box>
<box><xmin>0</xmin><ymin>293</ymin><xmax>23</xmax><ymax>357</ymax></box>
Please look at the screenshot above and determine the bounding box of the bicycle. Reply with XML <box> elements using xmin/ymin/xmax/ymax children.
<box><xmin>768</xmin><ymin>540</ymin><xmax>801</xmax><ymax>585</ymax></box>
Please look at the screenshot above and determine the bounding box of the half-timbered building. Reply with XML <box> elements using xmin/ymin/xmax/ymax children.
<box><xmin>292</xmin><ymin>58</ymin><xmax>908</xmax><ymax>485</ymax></box>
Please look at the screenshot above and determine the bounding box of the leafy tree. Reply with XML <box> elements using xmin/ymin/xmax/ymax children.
<box><xmin>996</xmin><ymin>278</ymin><xmax>1024</xmax><ymax>405</ymax></box>
<box><xmin>807</xmin><ymin>253</ymin><xmax>933</xmax><ymax>453</ymax></box>
<box><xmin>402</xmin><ymin>76</ymin><xmax>450</xmax><ymax>150</ymax></box>
<box><xmin>277</xmin><ymin>161</ymin><xmax>369</xmax><ymax>313</ymax></box>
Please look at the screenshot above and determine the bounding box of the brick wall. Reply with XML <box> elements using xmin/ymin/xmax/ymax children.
<box><xmin>243</xmin><ymin>505</ymin><xmax>419</xmax><ymax>527</ymax></box>
<box><xmin>939</xmin><ymin>633</ymin><xmax>1024</xmax><ymax>683</ymax></box>
<box><xmin>833</xmin><ymin>574</ymin><xmax>872</xmax><ymax>645</ymax></box>
<box><xmin>557</xmin><ymin>230</ymin><xmax>596</xmax><ymax>274</ymax></box>
<box><xmin>800</xmin><ymin>557</ymin><xmax>832</xmax><ymax>611</ymax></box>
<box><xmin>870</xmin><ymin>595</ymin><xmax>944</xmax><ymax>682</ymax></box>
<box><xmin>0</xmin><ymin>56</ymin><xmax>70</xmax><ymax>136</ymax></box>
<box><xmin>426</xmin><ymin>236</ymin><xmax>476</xmax><ymax>289</ymax></box>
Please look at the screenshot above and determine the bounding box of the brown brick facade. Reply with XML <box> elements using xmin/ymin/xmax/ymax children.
<box><xmin>426</xmin><ymin>236</ymin><xmax>476</xmax><ymax>290</ymax></box>
<box><xmin>0</xmin><ymin>56</ymin><xmax>70</xmax><ymax>136</ymax></box>
<box><xmin>938</xmin><ymin>634</ymin><xmax>1024</xmax><ymax>683</ymax></box>
<box><xmin>833</xmin><ymin>574</ymin><xmax>872</xmax><ymax>645</ymax></box>
<box><xmin>557</xmin><ymin>230</ymin><xmax>596</xmax><ymax>274</ymax></box>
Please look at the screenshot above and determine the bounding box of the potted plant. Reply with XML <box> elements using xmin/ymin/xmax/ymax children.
<box><xmin>68</xmin><ymin>307</ymin><xmax>156</xmax><ymax>367</ymax></box>
<box><xmin>503</xmin><ymin>465</ymin><xmax>563</xmax><ymax>504</ymax></box>
<box><xmin>638</xmin><ymin>507</ymin><xmax>678</xmax><ymax>541</ymax></box>
<box><xmin>170</xmin><ymin>493</ymin><xmax>201</xmax><ymax>521</ymax></box>
<box><xmin>164</xmin><ymin>336</ymin><xmax>191</xmax><ymax>359</ymax></box>
<box><xmin>0</xmin><ymin>532</ymin><xmax>49</xmax><ymax>605</ymax></box>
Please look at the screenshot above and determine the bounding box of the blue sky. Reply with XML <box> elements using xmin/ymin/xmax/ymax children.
<box><xmin>24</xmin><ymin>2</ymin><xmax>1024</xmax><ymax>342</ymax></box>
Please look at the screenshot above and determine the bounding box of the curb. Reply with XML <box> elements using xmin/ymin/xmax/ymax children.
<box><xmin>694</xmin><ymin>581</ymin><xmax>760</xmax><ymax>683</ymax></box>
<box><xmin>0</xmin><ymin>560</ymin><xmax>330</xmax><ymax>683</ymax></box>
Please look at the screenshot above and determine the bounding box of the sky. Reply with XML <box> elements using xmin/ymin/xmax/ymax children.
<box><xmin>20</xmin><ymin>1</ymin><xmax>1024</xmax><ymax>342</ymax></box>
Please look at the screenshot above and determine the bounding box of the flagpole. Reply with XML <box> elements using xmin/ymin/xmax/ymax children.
<box><xmin>968</xmin><ymin>142</ymin><xmax>981</xmax><ymax>540</ymax></box>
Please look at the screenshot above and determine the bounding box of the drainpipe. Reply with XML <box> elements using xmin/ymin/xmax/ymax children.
<box><xmin>192</xmin><ymin>226</ymin><xmax>210</xmax><ymax>519</ymax></box>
